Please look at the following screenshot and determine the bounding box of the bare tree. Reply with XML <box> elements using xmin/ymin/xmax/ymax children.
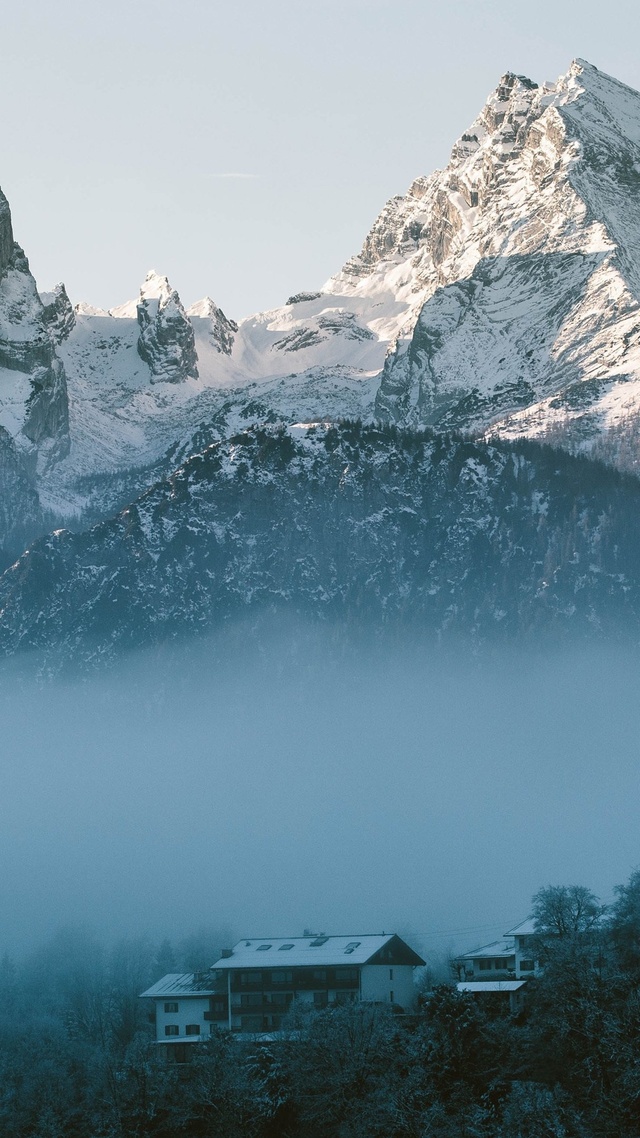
<box><xmin>532</xmin><ymin>885</ymin><xmax>605</xmax><ymax>938</ymax></box>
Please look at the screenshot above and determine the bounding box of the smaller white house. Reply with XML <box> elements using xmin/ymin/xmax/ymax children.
<box><xmin>454</xmin><ymin>918</ymin><xmax>539</xmax><ymax>1012</ymax></box>
<box><xmin>140</xmin><ymin>973</ymin><xmax>222</xmax><ymax>1048</ymax></box>
<box><xmin>455</xmin><ymin>918</ymin><xmax>539</xmax><ymax>983</ymax></box>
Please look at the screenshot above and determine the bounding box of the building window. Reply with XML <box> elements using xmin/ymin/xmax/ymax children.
<box><xmin>164</xmin><ymin>1001</ymin><xmax>179</xmax><ymax>1012</ymax></box>
<box><xmin>312</xmin><ymin>969</ymin><xmax>327</xmax><ymax>982</ymax></box>
<box><xmin>520</xmin><ymin>959</ymin><xmax>535</xmax><ymax>971</ymax></box>
<box><xmin>267</xmin><ymin>991</ymin><xmax>293</xmax><ymax>1006</ymax></box>
<box><xmin>278</xmin><ymin>944</ymin><xmax>294</xmax><ymax>951</ymax></box>
<box><xmin>165</xmin><ymin>1025</ymin><xmax>179</xmax><ymax>1036</ymax></box>
<box><xmin>313</xmin><ymin>992</ymin><xmax>328</xmax><ymax>1007</ymax></box>
<box><xmin>272</xmin><ymin>971</ymin><xmax>293</xmax><ymax>984</ymax></box>
<box><xmin>334</xmin><ymin>968</ymin><xmax>358</xmax><ymax>982</ymax></box>
<box><xmin>185</xmin><ymin>1024</ymin><xmax>200</xmax><ymax>1036</ymax></box>
<box><xmin>389</xmin><ymin>969</ymin><xmax>393</xmax><ymax>981</ymax></box>
<box><xmin>257</xmin><ymin>944</ymin><xmax>272</xmax><ymax>952</ymax></box>
<box><xmin>240</xmin><ymin>993</ymin><xmax>262</xmax><ymax>1007</ymax></box>
<box><xmin>390</xmin><ymin>991</ymin><xmax>394</xmax><ymax>1003</ymax></box>
<box><xmin>479</xmin><ymin>960</ymin><xmax>491</xmax><ymax>970</ymax></box>
<box><xmin>240</xmin><ymin>971</ymin><xmax>262</xmax><ymax>984</ymax></box>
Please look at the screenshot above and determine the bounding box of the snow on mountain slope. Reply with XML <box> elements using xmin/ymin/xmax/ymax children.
<box><xmin>12</xmin><ymin>57</ymin><xmax>640</xmax><ymax>527</ymax></box>
<box><xmin>41</xmin><ymin>278</ymin><xmax>385</xmax><ymax>518</ymax></box>
<box><xmin>0</xmin><ymin>188</ymin><xmax>69</xmax><ymax>469</ymax></box>
<box><xmin>374</xmin><ymin>62</ymin><xmax>640</xmax><ymax>445</ymax></box>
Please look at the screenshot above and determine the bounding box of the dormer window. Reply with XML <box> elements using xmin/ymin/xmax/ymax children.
<box><xmin>256</xmin><ymin>944</ymin><xmax>272</xmax><ymax>951</ymax></box>
<box><xmin>310</xmin><ymin>937</ymin><xmax>329</xmax><ymax>947</ymax></box>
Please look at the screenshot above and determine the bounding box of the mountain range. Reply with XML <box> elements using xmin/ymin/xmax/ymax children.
<box><xmin>3</xmin><ymin>58</ymin><xmax>640</xmax><ymax>662</ymax></box>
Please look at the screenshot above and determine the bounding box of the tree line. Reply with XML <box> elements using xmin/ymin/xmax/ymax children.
<box><xmin>2</xmin><ymin>872</ymin><xmax>640</xmax><ymax>1137</ymax></box>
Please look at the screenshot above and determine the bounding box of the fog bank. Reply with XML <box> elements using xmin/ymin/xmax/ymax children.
<box><xmin>1</xmin><ymin>631</ymin><xmax>638</xmax><ymax>958</ymax></box>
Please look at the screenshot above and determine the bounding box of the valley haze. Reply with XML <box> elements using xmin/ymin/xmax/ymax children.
<box><xmin>1</xmin><ymin>636</ymin><xmax>639</xmax><ymax>956</ymax></box>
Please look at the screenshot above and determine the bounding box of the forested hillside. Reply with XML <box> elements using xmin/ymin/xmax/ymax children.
<box><xmin>2</xmin><ymin>873</ymin><xmax>639</xmax><ymax>1137</ymax></box>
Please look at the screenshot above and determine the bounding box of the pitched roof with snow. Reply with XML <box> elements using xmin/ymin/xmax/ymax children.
<box><xmin>211</xmin><ymin>933</ymin><xmax>424</xmax><ymax>969</ymax></box>
<box><xmin>458</xmin><ymin>938</ymin><xmax>516</xmax><ymax>961</ymax></box>
<box><xmin>504</xmin><ymin>917</ymin><xmax>536</xmax><ymax>936</ymax></box>
<box><xmin>139</xmin><ymin>973</ymin><xmax>218</xmax><ymax>999</ymax></box>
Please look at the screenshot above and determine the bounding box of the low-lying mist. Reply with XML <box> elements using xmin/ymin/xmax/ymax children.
<box><xmin>2</xmin><ymin>626</ymin><xmax>638</xmax><ymax>961</ymax></box>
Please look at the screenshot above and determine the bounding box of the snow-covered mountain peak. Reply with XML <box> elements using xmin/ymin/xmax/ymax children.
<box><xmin>40</xmin><ymin>283</ymin><xmax>75</xmax><ymax>344</ymax></box>
<box><xmin>457</xmin><ymin>69</ymin><xmax>539</xmax><ymax>149</ymax></box>
<box><xmin>140</xmin><ymin>269</ymin><xmax>173</xmax><ymax>304</ymax></box>
<box><xmin>135</xmin><ymin>268</ymin><xmax>199</xmax><ymax>384</ymax></box>
<box><xmin>187</xmin><ymin>296</ymin><xmax>237</xmax><ymax>327</ymax></box>
<box><xmin>74</xmin><ymin>301</ymin><xmax>109</xmax><ymax>316</ymax></box>
<box><xmin>108</xmin><ymin>271</ymin><xmax>180</xmax><ymax>319</ymax></box>
<box><xmin>12</xmin><ymin>56</ymin><xmax>640</xmax><ymax>536</ymax></box>
<box><xmin>187</xmin><ymin>296</ymin><xmax>238</xmax><ymax>356</ymax></box>
<box><xmin>187</xmin><ymin>296</ymin><xmax>220</xmax><ymax>318</ymax></box>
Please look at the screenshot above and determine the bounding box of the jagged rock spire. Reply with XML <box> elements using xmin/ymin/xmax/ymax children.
<box><xmin>40</xmin><ymin>283</ymin><xmax>76</xmax><ymax>344</ymax></box>
<box><xmin>0</xmin><ymin>187</ymin><xmax>69</xmax><ymax>460</ymax></box>
<box><xmin>136</xmin><ymin>270</ymin><xmax>199</xmax><ymax>384</ymax></box>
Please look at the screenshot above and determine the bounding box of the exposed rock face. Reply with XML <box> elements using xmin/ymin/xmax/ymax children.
<box><xmin>0</xmin><ymin>188</ymin><xmax>13</xmax><ymax>274</ymax></box>
<box><xmin>368</xmin><ymin>62</ymin><xmax>640</xmax><ymax>449</ymax></box>
<box><xmin>286</xmin><ymin>291</ymin><xmax>322</xmax><ymax>305</ymax></box>
<box><xmin>3</xmin><ymin>423</ymin><xmax>640</xmax><ymax>665</ymax></box>
<box><xmin>0</xmin><ymin>425</ymin><xmax>43</xmax><ymax>568</ymax></box>
<box><xmin>0</xmin><ymin>235</ymin><xmax>69</xmax><ymax>460</ymax></box>
<box><xmin>186</xmin><ymin>296</ymin><xmax>237</xmax><ymax>355</ymax></box>
<box><xmin>7</xmin><ymin>58</ymin><xmax>640</xmax><ymax>567</ymax></box>
<box><xmin>40</xmin><ymin>283</ymin><xmax>76</xmax><ymax>344</ymax></box>
<box><xmin>35</xmin><ymin>58</ymin><xmax>640</xmax><ymax>535</ymax></box>
<box><xmin>136</xmin><ymin>271</ymin><xmax>199</xmax><ymax>383</ymax></box>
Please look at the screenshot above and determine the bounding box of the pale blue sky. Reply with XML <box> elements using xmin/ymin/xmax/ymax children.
<box><xmin>1</xmin><ymin>0</ymin><xmax>639</xmax><ymax>317</ymax></box>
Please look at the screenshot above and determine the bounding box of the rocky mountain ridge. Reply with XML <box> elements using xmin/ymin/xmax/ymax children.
<box><xmin>0</xmin><ymin>190</ymin><xmax>69</xmax><ymax>465</ymax></box>
<box><xmin>2</xmin><ymin>58</ymin><xmax>640</xmax><ymax>535</ymax></box>
<box><xmin>3</xmin><ymin>421</ymin><xmax>640</xmax><ymax>666</ymax></box>
<box><xmin>4</xmin><ymin>59</ymin><xmax>640</xmax><ymax>659</ymax></box>
<box><xmin>373</xmin><ymin>62</ymin><xmax>640</xmax><ymax>448</ymax></box>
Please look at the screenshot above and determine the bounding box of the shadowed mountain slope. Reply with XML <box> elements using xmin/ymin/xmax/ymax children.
<box><xmin>2</xmin><ymin>423</ymin><xmax>640</xmax><ymax>665</ymax></box>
